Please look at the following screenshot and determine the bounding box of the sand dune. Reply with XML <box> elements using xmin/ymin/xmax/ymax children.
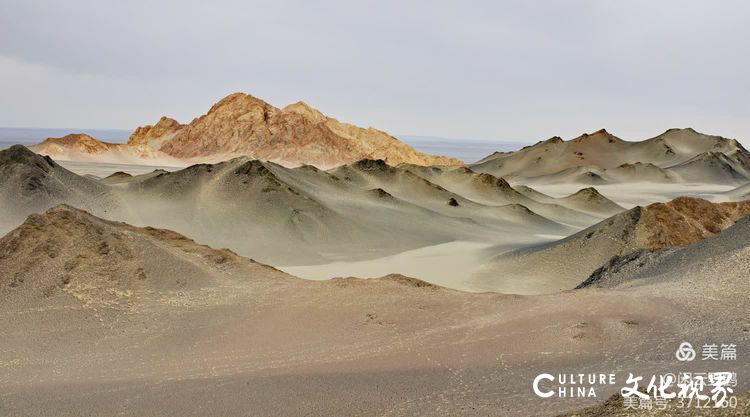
<box><xmin>0</xmin><ymin>205</ymin><xmax>747</xmax><ymax>416</ymax></box>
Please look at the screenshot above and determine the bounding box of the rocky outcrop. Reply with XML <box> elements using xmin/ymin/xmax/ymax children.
<box><xmin>573</xmin><ymin>197</ymin><xmax>750</xmax><ymax>289</ymax></box>
<box><xmin>636</xmin><ymin>196</ymin><xmax>750</xmax><ymax>248</ymax></box>
<box><xmin>127</xmin><ymin>116</ymin><xmax>182</xmax><ymax>148</ymax></box>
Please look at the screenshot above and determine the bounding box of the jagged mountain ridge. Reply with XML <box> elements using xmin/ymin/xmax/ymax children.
<box><xmin>31</xmin><ymin>93</ymin><xmax>462</xmax><ymax>168</ymax></box>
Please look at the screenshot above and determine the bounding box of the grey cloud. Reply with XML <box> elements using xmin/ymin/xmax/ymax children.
<box><xmin>0</xmin><ymin>0</ymin><xmax>748</xmax><ymax>144</ymax></box>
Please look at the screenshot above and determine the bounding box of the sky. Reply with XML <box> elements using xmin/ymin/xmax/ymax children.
<box><xmin>1</xmin><ymin>0</ymin><xmax>749</xmax><ymax>144</ymax></box>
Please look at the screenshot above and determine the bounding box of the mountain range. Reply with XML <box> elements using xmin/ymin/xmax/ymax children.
<box><xmin>2</xmin><ymin>145</ymin><xmax>604</xmax><ymax>266</ymax></box>
<box><xmin>31</xmin><ymin>93</ymin><xmax>462</xmax><ymax>168</ymax></box>
<box><xmin>31</xmin><ymin>96</ymin><xmax>750</xmax><ymax>186</ymax></box>
<box><xmin>4</xmin><ymin>144</ymin><xmax>750</xmax><ymax>292</ymax></box>
<box><xmin>3</xmin><ymin>113</ymin><xmax>750</xmax><ymax>415</ymax></box>
<box><xmin>471</xmin><ymin>128</ymin><xmax>750</xmax><ymax>184</ymax></box>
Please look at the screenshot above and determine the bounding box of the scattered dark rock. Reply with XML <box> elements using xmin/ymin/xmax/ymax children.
<box><xmin>97</xmin><ymin>241</ymin><xmax>110</xmax><ymax>255</ymax></box>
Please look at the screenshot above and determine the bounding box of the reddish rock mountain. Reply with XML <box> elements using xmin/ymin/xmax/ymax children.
<box><xmin>32</xmin><ymin>93</ymin><xmax>462</xmax><ymax>168</ymax></box>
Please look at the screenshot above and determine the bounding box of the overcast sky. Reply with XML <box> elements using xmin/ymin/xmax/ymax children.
<box><xmin>1</xmin><ymin>0</ymin><xmax>748</xmax><ymax>144</ymax></box>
